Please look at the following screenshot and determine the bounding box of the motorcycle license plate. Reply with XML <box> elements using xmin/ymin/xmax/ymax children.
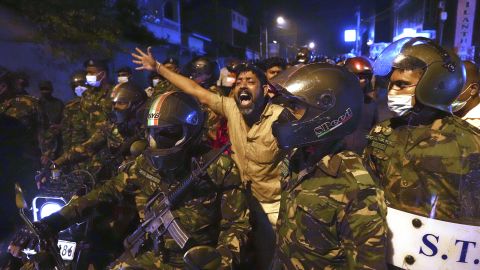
<box><xmin>57</xmin><ymin>240</ymin><xmax>76</xmax><ymax>261</ymax></box>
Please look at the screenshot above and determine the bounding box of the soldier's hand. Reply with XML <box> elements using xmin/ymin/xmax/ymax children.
<box><xmin>8</xmin><ymin>227</ymin><xmax>38</xmax><ymax>258</ymax></box>
<box><xmin>132</xmin><ymin>47</ymin><xmax>157</xmax><ymax>72</ymax></box>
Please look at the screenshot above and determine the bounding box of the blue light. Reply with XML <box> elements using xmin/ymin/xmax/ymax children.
<box><xmin>185</xmin><ymin>111</ymin><xmax>198</xmax><ymax>125</ymax></box>
<box><xmin>344</xmin><ymin>29</ymin><xmax>356</xmax><ymax>42</ymax></box>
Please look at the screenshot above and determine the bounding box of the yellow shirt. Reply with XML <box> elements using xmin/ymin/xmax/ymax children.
<box><xmin>211</xmin><ymin>96</ymin><xmax>286</xmax><ymax>203</ymax></box>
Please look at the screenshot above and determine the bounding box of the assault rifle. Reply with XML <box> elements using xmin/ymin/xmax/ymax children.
<box><xmin>122</xmin><ymin>142</ymin><xmax>231</xmax><ymax>257</ymax></box>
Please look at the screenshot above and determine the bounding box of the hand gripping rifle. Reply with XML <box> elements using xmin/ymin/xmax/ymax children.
<box><xmin>122</xmin><ymin>142</ymin><xmax>231</xmax><ymax>257</ymax></box>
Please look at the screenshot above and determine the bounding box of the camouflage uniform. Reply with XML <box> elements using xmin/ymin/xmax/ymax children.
<box><xmin>364</xmin><ymin>115</ymin><xmax>480</xmax><ymax>220</ymax></box>
<box><xmin>0</xmin><ymin>94</ymin><xmax>45</xmax><ymax>149</ymax></box>
<box><xmin>61</xmin><ymin>97</ymin><xmax>88</xmax><ymax>154</ymax></box>
<box><xmin>0</xmin><ymin>94</ymin><xmax>45</xmax><ymax>244</ymax></box>
<box><xmin>55</xmin><ymin>153</ymin><xmax>249</xmax><ymax>269</ymax></box>
<box><xmin>80</xmin><ymin>85</ymin><xmax>112</xmax><ymax>137</ymax></box>
<box><xmin>274</xmin><ymin>151</ymin><xmax>387</xmax><ymax>270</ymax></box>
<box><xmin>55</xmin><ymin>119</ymin><xmax>144</xmax><ymax>180</ymax></box>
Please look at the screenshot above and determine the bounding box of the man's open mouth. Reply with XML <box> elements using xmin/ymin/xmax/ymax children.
<box><xmin>238</xmin><ymin>89</ymin><xmax>253</xmax><ymax>107</ymax></box>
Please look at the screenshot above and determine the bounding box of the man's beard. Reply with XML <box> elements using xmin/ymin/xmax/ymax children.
<box><xmin>238</xmin><ymin>107</ymin><xmax>254</xmax><ymax>115</ymax></box>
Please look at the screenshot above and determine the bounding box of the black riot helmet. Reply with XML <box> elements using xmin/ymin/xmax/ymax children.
<box><xmin>144</xmin><ymin>91</ymin><xmax>205</xmax><ymax>172</ymax></box>
<box><xmin>271</xmin><ymin>63</ymin><xmax>362</xmax><ymax>150</ymax></box>
<box><xmin>111</xmin><ymin>82</ymin><xmax>147</xmax><ymax>125</ymax></box>
<box><xmin>185</xmin><ymin>56</ymin><xmax>219</xmax><ymax>88</ymax></box>
<box><xmin>374</xmin><ymin>37</ymin><xmax>466</xmax><ymax>112</ymax></box>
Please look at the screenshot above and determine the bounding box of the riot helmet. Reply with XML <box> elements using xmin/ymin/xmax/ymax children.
<box><xmin>185</xmin><ymin>56</ymin><xmax>219</xmax><ymax>88</ymax></box>
<box><xmin>344</xmin><ymin>56</ymin><xmax>374</xmax><ymax>94</ymax></box>
<box><xmin>144</xmin><ymin>92</ymin><xmax>205</xmax><ymax>172</ymax></box>
<box><xmin>374</xmin><ymin>37</ymin><xmax>466</xmax><ymax>112</ymax></box>
<box><xmin>271</xmin><ymin>63</ymin><xmax>362</xmax><ymax>150</ymax></box>
<box><xmin>111</xmin><ymin>82</ymin><xmax>147</xmax><ymax>125</ymax></box>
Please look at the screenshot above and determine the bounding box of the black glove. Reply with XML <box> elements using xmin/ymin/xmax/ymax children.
<box><xmin>38</xmin><ymin>212</ymin><xmax>70</xmax><ymax>236</ymax></box>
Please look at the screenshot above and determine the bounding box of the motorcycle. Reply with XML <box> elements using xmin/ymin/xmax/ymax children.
<box><xmin>14</xmin><ymin>166</ymin><xmax>95</xmax><ymax>270</ymax></box>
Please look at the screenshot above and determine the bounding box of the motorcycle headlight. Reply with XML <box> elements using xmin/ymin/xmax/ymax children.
<box><xmin>32</xmin><ymin>197</ymin><xmax>66</xmax><ymax>221</ymax></box>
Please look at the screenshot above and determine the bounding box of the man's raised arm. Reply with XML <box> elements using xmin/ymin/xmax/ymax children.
<box><xmin>132</xmin><ymin>47</ymin><xmax>219</xmax><ymax>110</ymax></box>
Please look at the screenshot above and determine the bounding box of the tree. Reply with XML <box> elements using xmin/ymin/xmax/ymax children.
<box><xmin>1</xmin><ymin>0</ymin><xmax>164</xmax><ymax>60</ymax></box>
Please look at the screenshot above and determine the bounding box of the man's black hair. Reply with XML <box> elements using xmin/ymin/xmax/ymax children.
<box><xmin>234</xmin><ymin>63</ymin><xmax>268</xmax><ymax>86</ymax></box>
<box><xmin>117</xmin><ymin>66</ymin><xmax>133</xmax><ymax>75</ymax></box>
<box><xmin>261</xmin><ymin>57</ymin><xmax>287</xmax><ymax>71</ymax></box>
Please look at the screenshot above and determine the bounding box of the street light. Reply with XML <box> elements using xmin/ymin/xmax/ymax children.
<box><xmin>276</xmin><ymin>16</ymin><xmax>286</xmax><ymax>26</ymax></box>
<box><xmin>308</xmin><ymin>42</ymin><xmax>315</xmax><ymax>49</ymax></box>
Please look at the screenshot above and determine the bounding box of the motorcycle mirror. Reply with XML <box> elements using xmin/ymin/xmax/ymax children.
<box><xmin>15</xmin><ymin>183</ymin><xmax>28</xmax><ymax>209</ymax></box>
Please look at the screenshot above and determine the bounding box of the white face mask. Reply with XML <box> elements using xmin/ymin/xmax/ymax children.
<box><xmin>117</xmin><ymin>76</ymin><xmax>129</xmax><ymax>84</ymax></box>
<box><xmin>74</xmin><ymin>86</ymin><xmax>88</xmax><ymax>97</ymax></box>
<box><xmin>388</xmin><ymin>94</ymin><xmax>414</xmax><ymax>116</ymax></box>
<box><xmin>86</xmin><ymin>73</ymin><xmax>103</xmax><ymax>87</ymax></box>
<box><xmin>152</xmin><ymin>79</ymin><xmax>160</xmax><ymax>87</ymax></box>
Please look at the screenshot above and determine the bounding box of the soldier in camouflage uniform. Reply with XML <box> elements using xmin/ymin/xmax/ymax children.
<box><xmin>184</xmin><ymin>56</ymin><xmax>229</xmax><ymax>148</ymax></box>
<box><xmin>61</xmin><ymin>71</ymin><xmax>89</xmax><ymax>156</ymax></box>
<box><xmin>55</xmin><ymin>82</ymin><xmax>147</xmax><ymax>181</ymax></box>
<box><xmin>145</xmin><ymin>58</ymin><xmax>180</xmax><ymax>98</ymax></box>
<box><xmin>270</xmin><ymin>63</ymin><xmax>387</xmax><ymax>269</ymax></box>
<box><xmin>0</xmin><ymin>67</ymin><xmax>45</xmax><ymax>250</ymax></box>
<box><xmin>363</xmin><ymin>38</ymin><xmax>480</xmax><ymax>269</ymax></box>
<box><xmin>30</xmin><ymin>92</ymin><xmax>250</xmax><ymax>269</ymax></box>
<box><xmin>81</xmin><ymin>59</ymin><xmax>113</xmax><ymax>137</ymax></box>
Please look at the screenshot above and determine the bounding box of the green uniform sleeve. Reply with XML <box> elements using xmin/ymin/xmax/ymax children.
<box><xmin>56</xmin><ymin>121</ymin><xmax>108</xmax><ymax>166</ymax></box>
<box><xmin>338</xmin><ymin>153</ymin><xmax>387</xmax><ymax>270</ymax></box>
<box><xmin>59</xmin><ymin>169</ymin><xmax>130</xmax><ymax>223</ymax></box>
<box><xmin>208</xmin><ymin>155</ymin><xmax>251</xmax><ymax>269</ymax></box>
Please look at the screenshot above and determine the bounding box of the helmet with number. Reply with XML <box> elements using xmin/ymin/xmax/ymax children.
<box><xmin>144</xmin><ymin>92</ymin><xmax>205</xmax><ymax>172</ymax></box>
<box><xmin>374</xmin><ymin>37</ymin><xmax>466</xmax><ymax>112</ymax></box>
<box><xmin>111</xmin><ymin>82</ymin><xmax>147</xmax><ymax>125</ymax></box>
<box><xmin>271</xmin><ymin>63</ymin><xmax>362</xmax><ymax>150</ymax></box>
<box><xmin>185</xmin><ymin>56</ymin><xmax>219</xmax><ymax>88</ymax></box>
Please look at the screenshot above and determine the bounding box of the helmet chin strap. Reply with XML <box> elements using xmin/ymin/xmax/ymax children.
<box><xmin>405</xmin><ymin>103</ymin><xmax>449</xmax><ymax>127</ymax></box>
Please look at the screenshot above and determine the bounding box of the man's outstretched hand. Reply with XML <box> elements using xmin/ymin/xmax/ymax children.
<box><xmin>132</xmin><ymin>47</ymin><xmax>157</xmax><ymax>72</ymax></box>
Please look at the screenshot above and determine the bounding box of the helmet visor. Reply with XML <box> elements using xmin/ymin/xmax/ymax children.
<box><xmin>373</xmin><ymin>37</ymin><xmax>413</xmax><ymax>76</ymax></box>
<box><xmin>147</xmin><ymin>125</ymin><xmax>185</xmax><ymax>149</ymax></box>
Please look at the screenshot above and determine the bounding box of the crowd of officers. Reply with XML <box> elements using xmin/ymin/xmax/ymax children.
<box><xmin>0</xmin><ymin>36</ymin><xmax>479</xmax><ymax>269</ymax></box>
